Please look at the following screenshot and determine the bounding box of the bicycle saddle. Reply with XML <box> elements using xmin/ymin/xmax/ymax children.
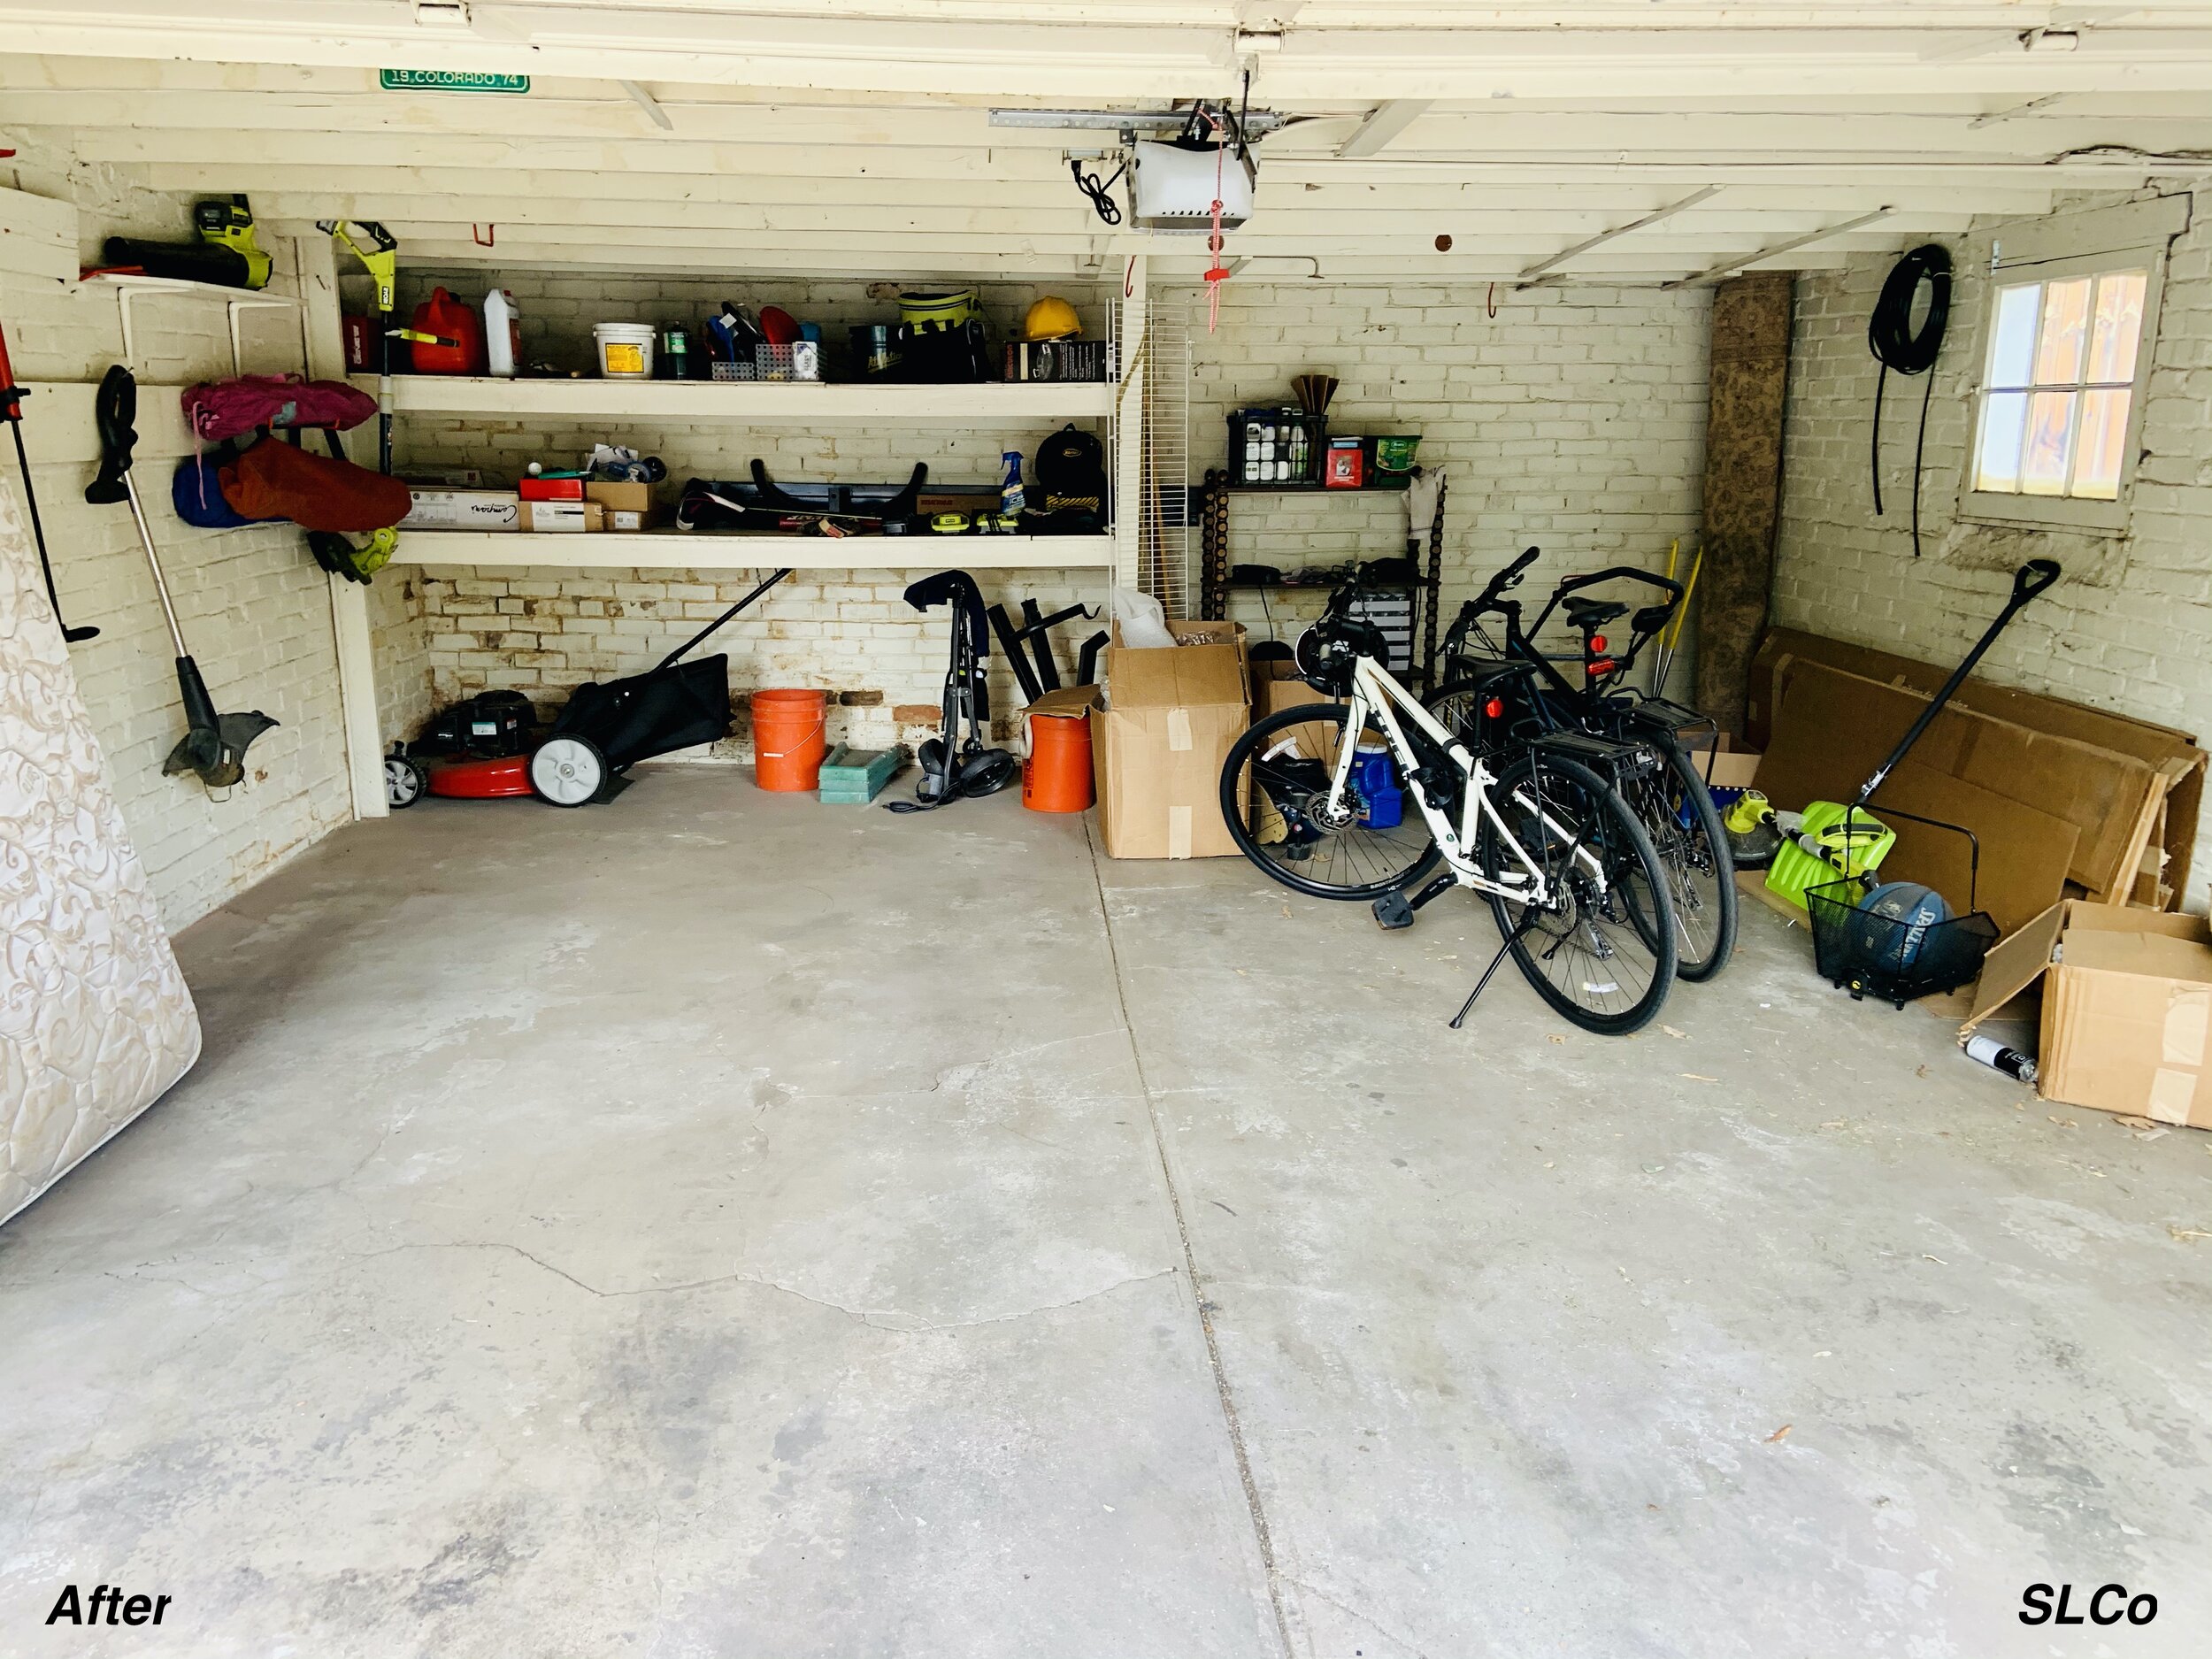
<box><xmin>1443</xmin><ymin>655</ymin><xmax>1535</xmax><ymax>688</ymax></box>
<box><xmin>1563</xmin><ymin>596</ymin><xmax>1628</xmax><ymax>629</ymax></box>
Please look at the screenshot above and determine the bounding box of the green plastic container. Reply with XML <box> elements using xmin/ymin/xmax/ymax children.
<box><xmin>1764</xmin><ymin>800</ymin><xmax>1897</xmax><ymax>912</ymax></box>
<box><xmin>818</xmin><ymin>744</ymin><xmax>902</xmax><ymax>804</ymax></box>
<box><xmin>1372</xmin><ymin>434</ymin><xmax>1421</xmax><ymax>474</ymax></box>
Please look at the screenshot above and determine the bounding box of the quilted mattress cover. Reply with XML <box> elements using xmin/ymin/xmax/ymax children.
<box><xmin>1</xmin><ymin>479</ymin><xmax>200</xmax><ymax>1227</ymax></box>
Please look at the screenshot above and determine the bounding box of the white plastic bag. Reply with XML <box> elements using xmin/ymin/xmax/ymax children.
<box><xmin>1110</xmin><ymin>586</ymin><xmax>1177</xmax><ymax>650</ymax></box>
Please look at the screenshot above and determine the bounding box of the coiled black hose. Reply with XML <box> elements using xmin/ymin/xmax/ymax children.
<box><xmin>1867</xmin><ymin>244</ymin><xmax>1952</xmax><ymax>557</ymax></box>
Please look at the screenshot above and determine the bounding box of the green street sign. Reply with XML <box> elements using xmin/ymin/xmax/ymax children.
<box><xmin>380</xmin><ymin>68</ymin><xmax>530</xmax><ymax>94</ymax></box>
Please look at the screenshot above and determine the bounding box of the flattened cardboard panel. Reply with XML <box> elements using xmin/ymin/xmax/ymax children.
<box><xmin>1748</xmin><ymin>626</ymin><xmax>2204</xmax><ymax>898</ymax></box>
<box><xmin>1763</xmin><ymin>660</ymin><xmax>2157</xmax><ymax>896</ymax></box>
<box><xmin>1878</xmin><ymin>760</ymin><xmax>2078</xmax><ymax>937</ymax></box>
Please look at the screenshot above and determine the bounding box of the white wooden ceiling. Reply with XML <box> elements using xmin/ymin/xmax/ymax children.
<box><xmin>4</xmin><ymin>3</ymin><xmax>2211</xmax><ymax>280</ymax></box>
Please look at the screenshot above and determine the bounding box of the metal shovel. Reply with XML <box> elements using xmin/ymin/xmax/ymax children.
<box><xmin>84</xmin><ymin>365</ymin><xmax>276</xmax><ymax>789</ymax></box>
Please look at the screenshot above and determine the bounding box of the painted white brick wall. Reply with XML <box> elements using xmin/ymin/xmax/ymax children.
<box><xmin>1</xmin><ymin>129</ymin><xmax>357</xmax><ymax>930</ymax></box>
<box><xmin>1181</xmin><ymin>280</ymin><xmax>1711</xmax><ymax>674</ymax></box>
<box><xmin>374</xmin><ymin>273</ymin><xmax>1711</xmax><ymax>747</ymax></box>
<box><xmin>1772</xmin><ymin>184</ymin><xmax>2212</xmax><ymax>904</ymax></box>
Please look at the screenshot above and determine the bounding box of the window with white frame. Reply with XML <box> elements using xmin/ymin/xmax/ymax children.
<box><xmin>1962</xmin><ymin>203</ymin><xmax>2179</xmax><ymax>534</ymax></box>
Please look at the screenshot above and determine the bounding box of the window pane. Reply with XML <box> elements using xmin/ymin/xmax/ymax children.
<box><xmin>1975</xmin><ymin>392</ymin><xmax>2028</xmax><ymax>493</ymax></box>
<box><xmin>2087</xmin><ymin>270</ymin><xmax>2147</xmax><ymax>384</ymax></box>
<box><xmin>2073</xmin><ymin>388</ymin><xmax>2130</xmax><ymax>499</ymax></box>
<box><xmin>2021</xmin><ymin>390</ymin><xmax>2077</xmax><ymax>495</ymax></box>
<box><xmin>1987</xmin><ymin>282</ymin><xmax>2041</xmax><ymax>388</ymax></box>
<box><xmin>2033</xmin><ymin>277</ymin><xmax>2092</xmax><ymax>385</ymax></box>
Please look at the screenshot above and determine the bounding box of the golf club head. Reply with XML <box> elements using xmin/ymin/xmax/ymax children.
<box><xmin>63</xmin><ymin>626</ymin><xmax>100</xmax><ymax>643</ymax></box>
<box><xmin>163</xmin><ymin>710</ymin><xmax>278</xmax><ymax>790</ymax></box>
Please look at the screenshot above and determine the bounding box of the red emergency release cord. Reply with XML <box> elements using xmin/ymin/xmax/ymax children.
<box><xmin>1202</xmin><ymin>111</ymin><xmax>1231</xmax><ymax>333</ymax></box>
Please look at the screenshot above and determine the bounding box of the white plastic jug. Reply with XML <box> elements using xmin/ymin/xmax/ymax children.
<box><xmin>483</xmin><ymin>288</ymin><xmax>519</xmax><ymax>379</ymax></box>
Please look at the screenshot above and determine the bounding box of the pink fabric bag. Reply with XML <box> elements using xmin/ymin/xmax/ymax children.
<box><xmin>181</xmin><ymin>375</ymin><xmax>376</xmax><ymax>443</ymax></box>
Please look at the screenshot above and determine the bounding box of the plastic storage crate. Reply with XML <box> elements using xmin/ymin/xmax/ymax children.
<box><xmin>712</xmin><ymin>342</ymin><xmax>823</xmax><ymax>382</ymax></box>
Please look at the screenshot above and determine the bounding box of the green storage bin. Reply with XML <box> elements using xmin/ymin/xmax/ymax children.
<box><xmin>818</xmin><ymin>744</ymin><xmax>902</xmax><ymax>804</ymax></box>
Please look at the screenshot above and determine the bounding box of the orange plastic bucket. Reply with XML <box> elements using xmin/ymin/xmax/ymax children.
<box><xmin>1022</xmin><ymin>710</ymin><xmax>1094</xmax><ymax>812</ymax></box>
<box><xmin>751</xmin><ymin>688</ymin><xmax>827</xmax><ymax>792</ymax></box>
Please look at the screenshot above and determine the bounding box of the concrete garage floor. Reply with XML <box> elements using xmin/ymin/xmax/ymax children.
<box><xmin>4</xmin><ymin>771</ymin><xmax>2209</xmax><ymax>1659</ymax></box>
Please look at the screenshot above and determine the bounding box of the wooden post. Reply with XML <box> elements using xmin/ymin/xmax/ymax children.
<box><xmin>1694</xmin><ymin>270</ymin><xmax>1795</xmax><ymax>737</ymax></box>
<box><xmin>296</xmin><ymin>231</ymin><xmax>388</xmax><ymax>819</ymax></box>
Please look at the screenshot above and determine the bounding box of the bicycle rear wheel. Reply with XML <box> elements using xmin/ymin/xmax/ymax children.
<box><xmin>1618</xmin><ymin>736</ymin><xmax>1738</xmax><ymax>981</ymax></box>
<box><xmin>1220</xmin><ymin>702</ymin><xmax>1443</xmax><ymax>900</ymax></box>
<box><xmin>1477</xmin><ymin>750</ymin><xmax>1676</xmax><ymax>1034</ymax></box>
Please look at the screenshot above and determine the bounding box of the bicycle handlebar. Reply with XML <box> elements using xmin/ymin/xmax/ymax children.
<box><xmin>1547</xmin><ymin>565</ymin><xmax>1686</xmax><ymax>603</ymax></box>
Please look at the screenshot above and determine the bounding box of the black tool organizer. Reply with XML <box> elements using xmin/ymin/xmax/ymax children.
<box><xmin>1196</xmin><ymin>468</ymin><xmax>1448</xmax><ymax>689</ymax></box>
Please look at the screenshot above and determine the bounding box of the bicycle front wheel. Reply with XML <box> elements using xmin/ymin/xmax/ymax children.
<box><xmin>1478</xmin><ymin>750</ymin><xmax>1677</xmax><ymax>1034</ymax></box>
<box><xmin>1220</xmin><ymin>702</ymin><xmax>1443</xmax><ymax>900</ymax></box>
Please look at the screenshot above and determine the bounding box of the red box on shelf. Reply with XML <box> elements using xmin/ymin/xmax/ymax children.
<box><xmin>518</xmin><ymin>475</ymin><xmax>587</xmax><ymax>502</ymax></box>
<box><xmin>1323</xmin><ymin>440</ymin><xmax>1365</xmax><ymax>489</ymax></box>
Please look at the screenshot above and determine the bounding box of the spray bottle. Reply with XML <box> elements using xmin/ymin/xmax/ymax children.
<box><xmin>1001</xmin><ymin>449</ymin><xmax>1025</xmax><ymax>518</ymax></box>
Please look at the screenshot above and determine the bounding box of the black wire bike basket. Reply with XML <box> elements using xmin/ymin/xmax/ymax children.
<box><xmin>1805</xmin><ymin>879</ymin><xmax>1999</xmax><ymax>1010</ymax></box>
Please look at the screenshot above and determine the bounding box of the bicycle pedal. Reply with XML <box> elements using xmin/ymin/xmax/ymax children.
<box><xmin>1371</xmin><ymin>890</ymin><xmax>1416</xmax><ymax>931</ymax></box>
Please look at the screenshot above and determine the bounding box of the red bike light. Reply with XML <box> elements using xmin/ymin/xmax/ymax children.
<box><xmin>1483</xmin><ymin>696</ymin><xmax>1503</xmax><ymax>719</ymax></box>
<box><xmin>1589</xmin><ymin>634</ymin><xmax>1608</xmax><ymax>653</ymax></box>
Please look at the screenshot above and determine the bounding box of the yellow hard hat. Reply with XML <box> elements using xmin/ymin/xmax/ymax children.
<box><xmin>1023</xmin><ymin>296</ymin><xmax>1081</xmax><ymax>341</ymax></box>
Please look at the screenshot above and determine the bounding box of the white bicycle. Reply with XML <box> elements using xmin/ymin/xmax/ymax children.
<box><xmin>1219</xmin><ymin>590</ymin><xmax>1678</xmax><ymax>1033</ymax></box>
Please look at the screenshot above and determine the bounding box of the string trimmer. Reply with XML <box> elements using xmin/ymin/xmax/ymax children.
<box><xmin>84</xmin><ymin>365</ymin><xmax>277</xmax><ymax>790</ymax></box>
<box><xmin>1766</xmin><ymin>558</ymin><xmax>2060</xmax><ymax>910</ymax></box>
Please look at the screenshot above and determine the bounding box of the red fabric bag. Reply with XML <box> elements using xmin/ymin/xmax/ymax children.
<box><xmin>219</xmin><ymin>437</ymin><xmax>411</xmax><ymax>532</ymax></box>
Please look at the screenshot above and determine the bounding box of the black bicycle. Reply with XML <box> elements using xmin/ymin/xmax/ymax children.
<box><xmin>1425</xmin><ymin>548</ymin><xmax>1737</xmax><ymax>982</ymax></box>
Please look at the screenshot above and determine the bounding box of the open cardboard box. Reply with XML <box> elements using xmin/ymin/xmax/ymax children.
<box><xmin>1963</xmin><ymin>900</ymin><xmax>2212</xmax><ymax>1129</ymax></box>
<box><xmin>1253</xmin><ymin>653</ymin><xmax>1332</xmax><ymax>720</ymax></box>
<box><xmin>1094</xmin><ymin>619</ymin><xmax>1249</xmax><ymax>859</ymax></box>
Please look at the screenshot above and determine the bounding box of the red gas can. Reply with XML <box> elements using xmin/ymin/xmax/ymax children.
<box><xmin>411</xmin><ymin>287</ymin><xmax>486</xmax><ymax>375</ymax></box>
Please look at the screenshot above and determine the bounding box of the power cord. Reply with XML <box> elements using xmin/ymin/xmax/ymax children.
<box><xmin>1071</xmin><ymin>157</ymin><xmax>1126</xmax><ymax>226</ymax></box>
<box><xmin>1868</xmin><ymin>244</ymin><xmax>1952</xmax><ymax>558</ymax></box>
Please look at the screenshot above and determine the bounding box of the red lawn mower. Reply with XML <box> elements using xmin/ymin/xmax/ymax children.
<box><xmin>385</xmin><ymin>567</ymin><xmax>791</xmax><ymax>809</ymax></box>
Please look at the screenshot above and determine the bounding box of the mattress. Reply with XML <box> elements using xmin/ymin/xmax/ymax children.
<box><xmin>1</xmin><ymin>478</ymin><xmax>200</xmax><ymax>1227</ymax></box>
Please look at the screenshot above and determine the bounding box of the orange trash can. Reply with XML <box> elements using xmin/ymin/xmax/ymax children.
<box><xmin>1022</xmin><ymin>709</ymin><xmax>1094</xmax><ymax>812</ymax></box>
<box><xmin>751</xmin><ymin>688</ymin><xmax>827</xmax><ymax>791</ymax></box>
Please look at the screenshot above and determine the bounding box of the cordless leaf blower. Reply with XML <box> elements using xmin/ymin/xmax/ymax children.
<box><xmin>1766</xmin><ymin>558</ymin><xmax>2061</xmax><ymax>910</ymax></box>
<box><xmin>85</xmin><ymin>365</ymin><xmax>277</xmax><ymax>790</ymax></box>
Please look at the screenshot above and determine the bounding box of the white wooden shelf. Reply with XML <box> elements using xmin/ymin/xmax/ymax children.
<box><xmin>356</xmin><ymin>374</ymin><xmax>1113</xmax><ymax>424</ymax></box>
<box><xmin>388</xmin><ymin>529</ymin><xmax>1116</xmax><ymax>571</ymax></box>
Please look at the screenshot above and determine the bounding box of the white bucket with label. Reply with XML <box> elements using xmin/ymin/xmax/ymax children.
<box><xmin>593</xmin><ymin>322</ymin><xmax>656</xmax><ymax>380</ymax></box>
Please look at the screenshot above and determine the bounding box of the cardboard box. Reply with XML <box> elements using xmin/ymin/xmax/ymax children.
<box><xmin>1026</xmin><ymin>684</ymin><xmax>1102</xmax><ymax>724</ymax></box>
<box><xmin>1701</xmin><ymin>734</ymin><xmax>1763</xmax><ymax>790</ymax></box>
<box><xmin>1964</xmin><ymin>901</ymin><xmax>2212</xmax><ymax>1129</ymax></box>
<box><xmin>518</xmin><ymin>500</ymin><xmax>604</xmax><ymax>534</ymax></box>
<box><xmin>403</xmin><ymin>488</ymin><xmax>519</xmax><ymax>531</ymax></box>
<box><xmin>585</xmin><ymin>480</ymin><xmax>662</xmax><ymax>531</ymax></box>
<box><xmin>1254</xmin><ymin>655</ymin><xmax>1330</xmax><ymax>719</ymax></box>
<box><xmin>1094</xmin><ymin>620</ymin><xmax>1249</xmax><ymax>859</ymax></box>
